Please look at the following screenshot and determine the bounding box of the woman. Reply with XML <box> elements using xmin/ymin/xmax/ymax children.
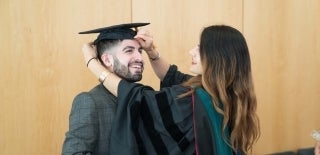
<box><xmin>83</xmin><ymin>25</ymin><xmax>260</xmax><ymax>155</ymax></box>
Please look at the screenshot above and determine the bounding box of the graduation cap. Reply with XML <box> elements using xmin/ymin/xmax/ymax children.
<box><xmin>79</xmin><ymin>23</ymin><xmax>150</xmax><ymax>44</ymax></box>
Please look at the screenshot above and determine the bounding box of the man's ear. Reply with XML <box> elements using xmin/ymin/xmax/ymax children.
<box><xmin>100</xmin><ymin>53</ymin><xmax>113</xmax><ymax>68</ymax></box>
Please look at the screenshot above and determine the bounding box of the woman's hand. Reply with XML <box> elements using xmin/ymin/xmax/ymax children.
<box><xmin>135</xmin><ymin>29</ymin><xmax>160</xmax><ymax>60</ymax></box>
<box><xmin>82</xmin><ymin>42</ymin><xmax>97</xmax><ymax>65</ymax></box>
<box><xmin>135</xmin><ymin>29</ymin><xmax>155</xmax><ymax>52</ymax></box>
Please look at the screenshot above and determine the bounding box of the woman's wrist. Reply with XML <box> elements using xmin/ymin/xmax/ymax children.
<box><xmin>86</xmin><ymin>57</ymin><xmax>97</xmax><ymax>67</ymax></box>
<box><xmin>86</xmin><ymin>57</ymin><xmax>99</xmax><ymax>68</ymax></box>
<box><xmin>86</xmin><ymin>59</ymin><xmax>107</xmax><ymax>79</ymax></box>
<box><xmin>146</xmin><ymin>46</ymin><xmax>160</xmax><ymax>61</ymax></box>
<box><xmin>98</xmin><ymin>71</ymin><xmax>110</xmax><ymax>83</ymax></box>
<box><xmin>149</xmin><ymin>52</ymin><xmax>160</xmax><ymax>61</ymax></box>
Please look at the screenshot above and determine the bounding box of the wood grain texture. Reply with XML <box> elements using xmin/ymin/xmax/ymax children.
<box><xmin>0</xmin><ymin>0</ymin><xmax>319</xmax><ymax>154</ymax></box>
<box><xmin>244</xmin><ymin>0</ymin><xmax>320</xmax><ymax>153</ymax></box>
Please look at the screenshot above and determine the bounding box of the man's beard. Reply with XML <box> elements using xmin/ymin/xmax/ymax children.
<box><xmin>113</xmin><ymin>57</ymin><xmax>143</xmax><ymax>82</ymax></box>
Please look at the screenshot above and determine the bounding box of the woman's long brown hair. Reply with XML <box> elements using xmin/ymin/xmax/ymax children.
<box><xmin>182</xmin><ymin>25</ymin><xmax>260</xmax><ymax>154</ymax></box>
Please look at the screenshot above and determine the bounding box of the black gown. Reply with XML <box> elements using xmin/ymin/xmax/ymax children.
<box><xmin>108</xmin><ymin>65</ymin><xmax>232</xmax><ymax>155</ymax></box>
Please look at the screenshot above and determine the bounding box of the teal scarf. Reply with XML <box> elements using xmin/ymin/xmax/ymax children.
<box><xmin>195</xmin><ymin>88</ymin><xmax>233</xmax><ymax>155</ymax></box>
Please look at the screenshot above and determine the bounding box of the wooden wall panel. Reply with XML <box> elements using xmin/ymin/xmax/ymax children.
<box><xmin>1</xmin><ymin>0</ymin><xmax>320</xmax><ymax>154</ymax></box>
<box><xmin>0</xmin><ymin>0</ymin><xmax>132</xmax><ymax>154</ymax></box>
<box><xmin>244</xmin><ymin>0</ymin><xmax>320</xmax><ymax>154</ymax></box>
<box><xmin>132</xmin><ymin>0</ymin><xmax>243</xmax><ymax>89</ymax></box>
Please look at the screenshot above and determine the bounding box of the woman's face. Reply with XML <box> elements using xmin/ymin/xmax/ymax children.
<box><xmin>189</xmin><ymin>45</ymin><xmax>203</xmax><ymax>75</ymax></box>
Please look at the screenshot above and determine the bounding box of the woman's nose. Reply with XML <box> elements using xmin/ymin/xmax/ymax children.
<box><xmin>189</xmin><ymin>48</ymin><xmax>196</xmax><ymax>56</ymax></box>
<box><xmin>189</xmin><ymin>49</ymin><xmax>194</xmax><ymax>56</ymax></box>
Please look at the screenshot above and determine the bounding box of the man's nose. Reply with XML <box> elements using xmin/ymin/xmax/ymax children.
<box><xmin>133</xmin><ymin>50</ymin><xmax>143</xmax><ymax>61</ymax></box>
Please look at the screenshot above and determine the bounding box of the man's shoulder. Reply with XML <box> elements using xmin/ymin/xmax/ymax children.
<box><xmin>73</xmin><ymin>84</ymin><xmax>116</xmax><ymax>107</ymax></box>
<box><xmin>88</xmin><ymin>84</ymin><xmax>114</xmax><ymax>98</ymax></box>
<box><xmin>89</xmin><ymin>83</ymin><xmax>107</xmax><ymax>92</ymax></box>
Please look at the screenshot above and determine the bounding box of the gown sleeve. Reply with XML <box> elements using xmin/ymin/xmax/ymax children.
<box><xmin>108</xmin><ymin>80</ymin><xmax>195</xmax><ymax>155</ymax></box>
<box><xmin>161</xmin><ymin>65</ymin><xmax>192</xmax><ymax>88</ymax></box>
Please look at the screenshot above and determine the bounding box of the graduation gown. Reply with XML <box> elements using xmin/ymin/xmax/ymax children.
<box><xmin>108</xmin><ymin>65</ymin><xmax>233</xmax><ymax>155</ymax></box>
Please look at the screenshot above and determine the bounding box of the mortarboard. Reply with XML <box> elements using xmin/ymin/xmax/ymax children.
<box><xmin>79</xmin><ymin>23</ymin><xmax>150</xmax><ymax>44</ymax></box>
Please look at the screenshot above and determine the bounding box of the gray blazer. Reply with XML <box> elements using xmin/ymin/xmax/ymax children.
<box><xmin>62</xmin><ymin>84</ymin><xmax>117</xmax><ymax>155</ymax></box>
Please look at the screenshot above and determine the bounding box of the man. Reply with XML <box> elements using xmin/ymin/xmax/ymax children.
<box><xmin>62</xmin><ymin>23</ymin><xmax>150</xmax><ymax>155</ymax></box>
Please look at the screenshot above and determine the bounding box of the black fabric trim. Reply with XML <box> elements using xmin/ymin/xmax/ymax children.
<box><xmin>130</xmin><ymin>102</ymin><xmax>146</xmax><ymax>155</ymax></box>
<box><xmin>155</xmin><ymin>92</ymin><xmax>190</xmax><ymax>151</ymax></box>
<box><xmin>178</xmin><ymin>137</ymin><xmax>191</xmax><ymax>151</ymax></box>
<box><xmin>160</xmin><ymin>65</ymin><xmax>192</xmax><ymax>88</ymax></box>
<box><xmin>141</xmin><ymin>96</ymin><xmax>169</xmax><ymax>155</ymax></box>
